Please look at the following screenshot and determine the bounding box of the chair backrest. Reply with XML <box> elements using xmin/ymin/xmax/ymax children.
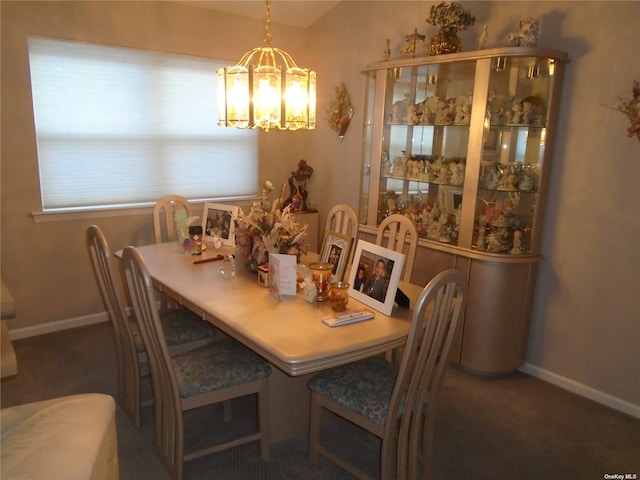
<box><xmin>325</xmin><ymin>204</ymin><xmax>359</xmax><ymax>238</ymax></box>
<box><xmin>85</xmin><ymin>225</ymin><xmax>141</xmax><ymax>419</ymax></box>
<box><xmin>121</xmin><ymin>245</ymin><xmax>184</xmax><ymax>475</ymax></box>
<box><xmin>375</xmin><ymin>214</ymin><xmax>418</xmax><ymax>282</ymax></box>
<box><xmin>381</xmin><ymin>269</ymin><xmax>468</xmax><ymax>480</ymax></box>
<box><xmin>153</xmin><ymin>195</ymin><xmax>193</xmax><ymax>244</ymax></box>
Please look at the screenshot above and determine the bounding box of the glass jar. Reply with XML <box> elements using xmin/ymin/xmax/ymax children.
<box><xmin>329</xmin><ymin>282</ymin><xmax>350</xmax><ymax>312</ymax></box>
<box><xmin>309</xmin><ymin>262</ymin><xmax>333</xmax><ymax>301</ymax></box>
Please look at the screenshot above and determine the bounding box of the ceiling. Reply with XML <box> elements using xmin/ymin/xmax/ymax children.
<box><xmin>179</xmin><ymin>1</ymin><xmax>341</xmax><ymax>29</ymax></box>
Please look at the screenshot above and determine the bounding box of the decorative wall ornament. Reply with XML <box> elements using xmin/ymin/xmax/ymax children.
<box><xmin>328</xmin><ymin>83</ymin><xmax>354</xmax><ymax>139</ymax></box>
<box><xmin>602</xmin><ymin>79</ymin><xmax>640</xmax><ymax>141</ymax></box>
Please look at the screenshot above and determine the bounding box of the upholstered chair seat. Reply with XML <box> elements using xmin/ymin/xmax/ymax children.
<box><xmin>131</xmin><ymin>310</ymin><xmax>217</xmax><ymax>355</ymax></box>
<box><xmin>308</xmin><ymin>355</ymin><xmax>396</xmax><ymax>426</ymax></box>
<box><xmin>172</xmin><ymin>339</ymin><xmax>271</xmax><ymax>398</ymax></box>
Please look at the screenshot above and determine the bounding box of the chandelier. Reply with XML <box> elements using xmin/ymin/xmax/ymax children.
<box><xmin>217</xmin><ymin>0</ymin><xmax>316</xmax><ymax>131</ymax></box>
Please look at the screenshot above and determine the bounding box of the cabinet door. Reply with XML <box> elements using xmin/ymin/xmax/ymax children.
<box><xmin>475</xmin><ymin>56</ymin><xmax>559</xmax><ymax>255</ymax></box>
<box><xmin>376</xmin><ymin>61</ymin><xmax>477</xmax><ymax>247</ymax></box>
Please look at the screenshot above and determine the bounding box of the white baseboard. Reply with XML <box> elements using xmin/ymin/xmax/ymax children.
<box><xmin>520</xmin><ymin>362</ymin><xmax>640</xmax><ymax>420</ymax></box>
<box><xmin>8</xmin><ymin>312</ymin><xmax>108</xmax><ymax>340</ymax></box>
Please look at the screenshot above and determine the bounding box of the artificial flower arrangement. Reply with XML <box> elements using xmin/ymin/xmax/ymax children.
<box><xmin>426</xmin><ymin>1</ymin><xmax>476</xmax><ymax>33</ymax></box>
<box><xmin>234</xmin><ymin>184</ymin><xmax>308</xmax><ymax>271</ymax></box>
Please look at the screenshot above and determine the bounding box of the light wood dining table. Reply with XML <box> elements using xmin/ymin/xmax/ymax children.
<box><xmin>119</xmin><ymin>242</ymin><xmax>421</xmax><ymax>441</ymax></box>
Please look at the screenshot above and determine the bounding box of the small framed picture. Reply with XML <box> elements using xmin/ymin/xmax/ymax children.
<box><xmin>439</xmin><ymin>186</ymin><xmax>464</xmax><ymax>214</ymax></box>
<box><xmin>320</xmin><ymin>230</ymin><xmax>353</xmax><ymax>281</ymax></box>
<box><xmin>347</xmin><ymin>240</ymin><xmax>405</xmax><ymax>316</ymax></box>
<box><xmin>202</xmin><ymin>203</ymin><xmax>238</xmax><ymax>247</ymax></box>
<box><xmin>483</xmin><ymin>127</ymin><xmax>501</xmax><ymax>157</ymax></box>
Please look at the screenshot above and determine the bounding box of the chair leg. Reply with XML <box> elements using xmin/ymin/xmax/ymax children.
<box><xmin>222</xmin><ymin>400</ymin><xmax>232</xmax><ymax>422</ymax></box>
<box><xmin>258</xmin><ymin>380</ymin><xmax>270</xmax><ymax>460</ymax></box>
<box><xmin>308</xmin><ymin>391</ymin><xmax>321</xmax><ymax>470</ymax></box>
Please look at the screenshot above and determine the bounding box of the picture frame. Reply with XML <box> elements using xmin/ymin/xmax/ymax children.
<box><xmin>483</xmin><ymin>127</ymin><xmax>502</xmax><ymax>157</ymax></box>
<box><xmin>439</xmin><ymin>186</ymin><xmax>464</xmax><ymax>214</ymax></box>
<box><xmin>319</xmin><ymin>230</ymin><xmax>353</xmax><ymax>281</ymax></box>
<box><xmin>202</xmin><ymin>203</ymin><xmax>238</xmax><ymax>247</ymax></box>
<box><xmin>347</xmin><ymin>240</ymin><xmax>405</xmax><ymax>316</ymax></box>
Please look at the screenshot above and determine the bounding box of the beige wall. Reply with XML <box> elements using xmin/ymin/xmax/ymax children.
<box><xmin>1</xmin><ymin>0</ymin><xmax>308</xmax><ymax>328</ymax></box>
<box><xmin>2</xmin><ymin>1</ymin><xmax>638</xmax><ymax>412</ymax></box>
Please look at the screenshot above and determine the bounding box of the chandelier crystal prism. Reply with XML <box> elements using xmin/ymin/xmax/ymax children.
<box><xmin>217</xmin><ymin>0</ymin><xmax>316</xmax><ymax>131</ymax></box>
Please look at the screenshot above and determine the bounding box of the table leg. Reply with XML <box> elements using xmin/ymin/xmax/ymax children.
<box><xmin>268</xmin><ymin>367</ymin><xmax>314</xmax><ymax>443</ymax></box>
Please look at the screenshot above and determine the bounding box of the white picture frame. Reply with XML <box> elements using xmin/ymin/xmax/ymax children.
<box><xmin>202</xmin><ymin>203</ymin><xmax>238</xmax><ymax>247</ymax></box>
<box><xmin>347</xmin><ymin>240</ymin><xmax>405</xmax><ymax>316</ymax></box>
<box><xmin>319</xmin><ymin>230</ymin><xmax>353</xmax><ymax>281</ymax></box>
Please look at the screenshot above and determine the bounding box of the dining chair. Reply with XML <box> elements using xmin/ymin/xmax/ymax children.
<box><xmin>325</xmin><ymin>203</ymin><xmax>359</xmax><ymax>238</ymax></box>
<box><xmin>376</xmin><ymin>214</ymin><xmax>418</xmax><ymax>283</ymax></box>
<box><xmin>308</xmin><ymin>269</ymin><xmax>468</xmax><ymax>480</ymax></box>
<box><xmin>85</xmin><ymin>225</ymin><xmax>218</xmax><ymax>428</ymax></box>
<box><xmin>153</xmin><ymin>194</ymin><xmax>193</xmax><ymax>244</ymax></box>
<box><xmin>121</xmin><ymin>245</ymin><xmax>271</xmax><ymax>480</ymax></box>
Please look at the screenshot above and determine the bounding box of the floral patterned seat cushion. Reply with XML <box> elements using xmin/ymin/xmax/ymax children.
<box><xmin>131</xmin><ymin>308</ymin><xmax>217</xmax><ymax>353</ymax></box>
<box><xmin>172</xmin><ymin>339</ymin><xmax>272</xmax><ymax>398</ymax></box>
<box><xmin>308</xmin><ymin>355</ymin><xmax>397</xmax><ymax>426</ymax></box>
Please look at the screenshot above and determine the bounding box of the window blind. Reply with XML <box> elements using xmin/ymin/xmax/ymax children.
<box><xmin>28</xmin><ymin>37</ymin><xmax>258</xmax><ymax>211</ymax></box>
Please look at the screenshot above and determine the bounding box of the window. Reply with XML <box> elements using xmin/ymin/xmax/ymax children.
<box><xmin>28</xmin><ymin>37</ymin><xmax>258</xmax><ymax>212</ymax></box>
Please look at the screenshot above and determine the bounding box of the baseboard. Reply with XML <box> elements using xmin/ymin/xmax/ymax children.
<box><xmin>8</xmin><ymin>312</ymin><xmax>108</xmax><ymax>340</ymax></box>
<box><xmin>520</xmin><ymin>362</ymin><xmax>640</xmax><ymax>420</ymax></box>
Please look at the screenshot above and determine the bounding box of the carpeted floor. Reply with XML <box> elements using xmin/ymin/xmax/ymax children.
<box><xmin>2</xmin><ymin>322</ymin><xmax>638</xmax><ymax>480</ymax></box>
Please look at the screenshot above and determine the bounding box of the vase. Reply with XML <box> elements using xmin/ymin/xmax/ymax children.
<box><xmin>427</xmin><ymin>28</ymin><xmax>461</xmax><ymax>56</ymax></box>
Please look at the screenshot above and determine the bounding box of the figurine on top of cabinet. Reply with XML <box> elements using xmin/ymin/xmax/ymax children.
<box><xmin>400</xmin><ymin>28</ymin><xmax>426</xmax><ymax>59</ymax></box>
<box><xmin>383</xmin><ymin>38</ymin><xmax>391</xmax><ymax>61</ymax></box>
<box><xmin>478</xmin><ymin>24</ymin><xmax>488</xmax><ymax>49</ymax></box>
<box><xmin>507</xmin><ymin>17</ymin><xmax>539</xmax><ymax>47</ymax></box>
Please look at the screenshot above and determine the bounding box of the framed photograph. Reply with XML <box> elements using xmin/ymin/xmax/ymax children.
<box><xmin>320</xmin><ymin>230</ymin><xmax>353</xmax><ymax>281</ymax></box>
<box><xmin>202</xmin><ymin>203</ymin><xmax>238</xmax><ymax>247</ymax></box>
<box><xmin>439</xmin><ymin>186</ymin><xmax>464</xmax><ymax>214</ymax></box>
<box><xmin>483</xmin><ymin>128</ymin><xmax>501</xmax><ymax>157</ymax></box>
<box><xmin>347</xmin><ymin>240</ymin><xmax>405</xmax><ymax>316</ymax></box>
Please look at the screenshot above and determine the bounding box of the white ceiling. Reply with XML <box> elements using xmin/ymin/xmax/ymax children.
<box><xmin>179</xmin><ymin>1</ymin><xmax>341</xmax><ymax>29</ymax></box>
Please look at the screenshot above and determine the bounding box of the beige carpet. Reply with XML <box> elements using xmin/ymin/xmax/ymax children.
<box><xmin>2</xmin><ymin>322</ymin><xmax>638</xmax><ymax>479</ymax></box>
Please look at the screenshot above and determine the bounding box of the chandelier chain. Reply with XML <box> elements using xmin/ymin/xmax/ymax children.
<box><xmin>264</xmin><ymin>0</ymin><xmax>272</xmax><ymax>46</ymax></box>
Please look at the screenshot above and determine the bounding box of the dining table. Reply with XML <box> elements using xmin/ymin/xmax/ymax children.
<box><xmin>118</xmin><ymin>242</ymin><xmax>422</xmax><ymax>442</ymax></box>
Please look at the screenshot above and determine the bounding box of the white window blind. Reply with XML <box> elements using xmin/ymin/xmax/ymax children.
<box><xmin>28</xmin><ymin>37</ymin><xmax>258</xmax><ymax>211</ymax></box>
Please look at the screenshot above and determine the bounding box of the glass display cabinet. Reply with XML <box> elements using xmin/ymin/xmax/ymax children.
<box><xmin>358</xmin><ymin>47</ymin><xmax>569</xmax><ymax>375</ymax></box>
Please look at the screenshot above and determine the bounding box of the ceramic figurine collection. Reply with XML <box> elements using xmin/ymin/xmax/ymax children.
<box><xmin>382</xmin><ymin>2</ymin><xmax>539</xmax><ymax>61</ymax></box>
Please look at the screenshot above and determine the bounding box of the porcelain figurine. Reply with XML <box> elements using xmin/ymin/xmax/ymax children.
<box><xmin>511</xmin><ymin>230</ymin><xmax>524</xmax><ymax>254</ymax></box>
<box><xmin>479</xmin><ymin>24</ymin><xmax>488</xmax><ymax>49</ymax></box>
<box><xmin>507</xmin><ymin>17</ymin><xmax>539</xmax><ymax>47</ymax></box>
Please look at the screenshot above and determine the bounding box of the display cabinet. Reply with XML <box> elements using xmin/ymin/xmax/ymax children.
<box><xmin>358</xmin><ymin>47</ymin><xmax>569</xmax><ymax>375</ymax></box>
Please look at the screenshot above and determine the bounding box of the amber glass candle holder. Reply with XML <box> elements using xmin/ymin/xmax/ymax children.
<box><xmin>309</xmin><ymin>262</ymin><xmax>333</xmax><ymax>302</ymax></box>
<box><xmin>329</xmin><ymin>282</ymin><xmax>350</xmax><ymax>312</ymax></box>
